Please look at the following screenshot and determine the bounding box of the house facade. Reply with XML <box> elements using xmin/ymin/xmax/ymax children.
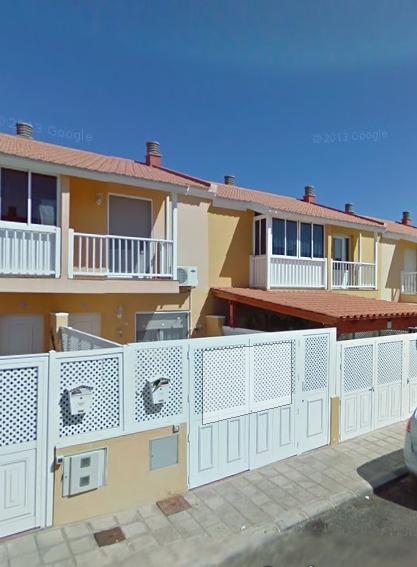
<box><xmin>2</xmin><ymin>122</ymin><xmax>417</xmax><ymax>530</ymax></box>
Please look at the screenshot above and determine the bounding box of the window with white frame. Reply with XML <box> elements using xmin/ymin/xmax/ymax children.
<box><xmin>272</xmin><ymin>219</ymin><xmax>324</xmax><ymax>258</ymax></box>
<box><xmin>0</xmin><ymin>168</ymin><xmax>57</xmax><ymax>225</ymax></box>
<box><xmin>253</xmin><ymin>217</ymin><xmax>266</xmax><ymax>256</ymax></box>
<box><xmin>136</xmin><ymin>311</ymin><xmax>189</xmax><ymax>342</ymax></box>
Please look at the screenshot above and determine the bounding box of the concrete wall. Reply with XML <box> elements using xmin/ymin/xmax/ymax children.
<box><xmin>53</xmin><ymin>425</ymin><xmax>187</xmax><ymax>525</ymax></box>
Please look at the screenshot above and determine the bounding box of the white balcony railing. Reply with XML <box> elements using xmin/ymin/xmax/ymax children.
<box><xmin>250</xmin><ymin>255</ymin><xmax>327</xmax><ymax>288</ymax></box>
<box><xmin>69</xmin><ymin>231</ymin><xmax>174</xmax><ymax>279</ymax></box>
<box><xmin>331</xmin><ymin>260</ymin><xmax>376</xmax><ymax>289</ymax></box>
<box><xmin>0</xmin><ymin>222</ymin><xmax>60</xmax><ymax>277</ymax></box>
<box><xmin>401</xmin><ymin>271</ymin><xmax>417</xmax><ymax>295</ymax></box>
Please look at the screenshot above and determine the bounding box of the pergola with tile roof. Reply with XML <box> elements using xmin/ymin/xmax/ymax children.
<box><xmin>212</xmin><ymin>288</ymin><xmax>417</xmax><ymax>335</ymax></box>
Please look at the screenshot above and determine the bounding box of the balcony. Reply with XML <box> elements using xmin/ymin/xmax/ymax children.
<box><xmin>331</xmin><ymin>260</ymin><xmax>376</xmax><ymax>289</ymax></box>
<box><xmin>0</xmin><ymin>222</ymin><xmax>60</xmax><ymax>277</ymax></box>
<box><xmin>250</xmin><ymin>256</ymin><xmax>376</xmax><ymax>290</ymax></box>
<box><xmin>401</xmin><ymin>271</ymin><xmax>417</xmax><ymax>295</ymax></box>
<box><xmin>250</xmin><ymin>255</ymin><xmax>327</xmax><ymax>288</ymax></box>
<box><xmin>69</xmin><ymin>231</ymin><xmax>175</xmax><ymax>279</ymax></box>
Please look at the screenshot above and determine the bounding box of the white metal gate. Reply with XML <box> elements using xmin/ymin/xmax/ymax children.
<box><xmin>0</xmin><ymin>355</ymin><xmax>51</xmax><ymax>537</ymax></box>
<box><xmin>188</xmin><ymin>329</ymin><xmax>334</xmax><ymax>488</ymax></box>
<box><xmin>339</xmin><ymin>335</ymin><xmax>407</xmax><ymax>441</ymax></box>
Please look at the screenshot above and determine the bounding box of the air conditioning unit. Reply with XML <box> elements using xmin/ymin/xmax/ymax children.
<box><xmin>177</xmin><ymin>266</ymin><xmax>198</xmax><ymax>287</ymax></box>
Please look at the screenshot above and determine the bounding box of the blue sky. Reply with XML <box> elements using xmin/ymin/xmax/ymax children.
<box><xmin>0</xmin><ymin>0</ymin><xmax>416</xmax><ymax>219</ymax></box>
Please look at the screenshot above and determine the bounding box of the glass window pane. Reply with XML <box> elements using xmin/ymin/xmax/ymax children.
<box><xmin>286</xmin><ymin>221</ymin><xmax>297</xmax><ymax>256</ymax></box>
<box><xmin>300</xmin><ymin>223</ymin><xmax>312</xmax><ymax>257</ymax></box>
<box><xmin>272</xmin><ymin>219</ymin><xmax>285</xmax><ymax>255</ymax></box>
<box><xmin>260</xmin><ymin>218</ymin><xmax>266</xmax><ymax>255</ymax></box>
<box><xmin>31</xmin><ymin>173</ymin><xmax>57</xmax><ymax>225</ymax></box>
<box><xmin>1</xmin><ymin>168</ymin><xmax>28</xmax><ymax>222</ymax></box>
<box><xmin>313</xmin><ymin>225</ymin><xmax>324</xmax><ymax>258</ymax></box>
<box><xmin>136</xmin><ymin>312</ymin><xmax>189</xmax><ymax>342</ymax></box>
<box><xmin>254</xmin><ymin>220</ymin><xmax>260</xmax><ymax>255</ymax></box>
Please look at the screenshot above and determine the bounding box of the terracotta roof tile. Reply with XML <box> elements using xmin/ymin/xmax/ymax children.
<box><xmin>216</xmin><ymin>183</ymin><xmax>384</xmax><ymax>228</ymax></box>
<box><xmin>0</xmin><ymin>133</ymin><xmax>209</xmax><ymax>189</ymax></box>
<box><xmin>212</xmin><ymin>288</ymin><xmax>417</xmax><ymax>322</ymax></box>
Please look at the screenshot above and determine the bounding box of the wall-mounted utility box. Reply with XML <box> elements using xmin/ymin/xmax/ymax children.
<box><xmin>68</xmin><ymin>385</ymin><xmax>94</xmax><ymax>416</ymax></box>
<box><xmin>147</xmin><ymin>376</ymin><xmax>170</xmax><ymax>404</ymax></box>
<box><xmin>62</xmin><ymin>448</ymin><xmax>107</xmax><ymax>496</ymax></box>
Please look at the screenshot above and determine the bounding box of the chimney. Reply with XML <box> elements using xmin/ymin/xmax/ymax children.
<box><xmin>16</xmin><ymin>121</ymin><xmax>33</xmax><ymax>139</ymax></box>
<box><xmin>345</xmin><ymin>203</ymin><xmax>354</xmax><ymax>214</ymax></box>
<box><xmin>402</xmin><ymin>211</ymin><xmax>412</xmax><ymax>225</ymax></box>
<box><xmin>303</xmin><ymin>185</ymin><xmax>316</xmax><ymax>204</ymax></box>
<box><xmin>145</xmin><ymin>141</ymin><xmax>161</xmax><ymax>167</ymax></box>
<box><xmin>224</xmin><ymin>175</ymin><xmax>235</xmax><ymax>185</ymax></box>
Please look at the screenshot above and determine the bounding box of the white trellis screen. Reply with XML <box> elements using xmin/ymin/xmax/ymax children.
<box><xmin>60</xmin><ymin>326</ymin><xmax>120</xmax><ymax>351</ymax></box>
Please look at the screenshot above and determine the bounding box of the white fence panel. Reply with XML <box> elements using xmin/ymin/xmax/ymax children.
<box><xmin>339</xmin><ymin>334</ymin><xmax>409</xmax><ymax>442</ymax></box>
<box><xmin>51</xmin><ymin>349</ymin><xmax>124</xmax><ymax>447</ymax></box>
<box><xmin>60</xmin><ymin>326</ymin><xmax>120</xmax><ymax>351</ymax></box>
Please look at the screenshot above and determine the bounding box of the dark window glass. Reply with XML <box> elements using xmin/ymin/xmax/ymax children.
<box><xmin>136</xmin><ymin>312</ymin><xmax>189</xmax><ymax>342</ymax></box>
<box><xmin>1</xmin><ymin>168</ymin><xmax>28</xmax><ymax>222</ymax></box>
<box><xmin>300</xmin><ymin>223</ymin><xmax>312</xmax><ymax>257</ymax></box>
<box><xmin>313</xmin><ymin>225</ymin><xmax>324</xmax><ymax>258</ymax></box>
<box><xmin>31</xmin><ymin>173</ymin><xmax>57</xmax><ymax>225</ymax></box>
<box><xmin>254</xmin><ymin>220</ymin><xmax>260</xmax><ymax>255</ymax></box>
<box><xmin>272</xmin><ymin>219</ymin><xmax>285</xmax><ymax>255</ymax></box>
<box><xmin>260</xmin><ymin>218</ymin><xmax>266</xmax><ymax>255</ymax></box>
<box><xmin>286</xmin><ymin>221</ymin><xmax>297</xmax><ymax>256</ymax></box>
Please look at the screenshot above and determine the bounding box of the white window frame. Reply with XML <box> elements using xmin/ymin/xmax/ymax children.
<box><xmin>332</xmin><ymin>234</ymin><xmax>350</xmax><ymax>261</ymax></box>
<box><xmin>135</xmin><ymin>310</ymin><xmax>190</xmax><ymax>342</ymax></box>
<box><xmin>253</xmin><ymin>215</ymin><xmax>267</xmax><ymax>256</ymax></box>
<box><xmin>270</xmin><ymin>217</ymin><xmax>325</xmax><ymax>260</ymax></box>
<box><xmin>0</xmin><ymin>166</ymin><xmax>59</xmax><ymax>228</ymax></box>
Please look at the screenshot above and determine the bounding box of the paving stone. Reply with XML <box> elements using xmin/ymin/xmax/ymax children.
<box><xmin>64</xmin><ymin>523</ymin><xmax>91</xmax><ymax>540</ymax></box>
<box><xmin>168</xmin><ymin>510</ymin><xmax>204</xmax><ymax>537</ymax></box>
<box><xmin>100</xmin><ymin>540</ymin><xmax>132</xmax><ymax>562</ymax></box>
<box><xmin>144</xmin><ymin>514</ymin><xmax>170</xmax><ymax>531</ymax></box>
<box><xmin>40</xmin><ymin>542</ymin><xmax>72</xmax><ymax>563</ymax></box>
<box><xmin>121</xmin><ymin>521</ymin><xmax>148</xmax><ymax>539</ymax></box>
<box><xmin>9</xmin><ymin>550</ymin><xmax>42</xmax><ymax>567</ymax></box>
<box><xmin>115</xmin><ymin>508</ymin><xmax>140</xmax><ymax>525</ymax></box>
<box><xmin>89</xmin><ymin>515</ymin><xmax>118</xmax><ymax>533</ymax></box>
<box><xmin>7</xmin><ymin>534</ymin><xmax>37</xmax><ymax>557</ymax></box>
<box><xmin>275</xmin><ymin>509</ymin><xmax>308</xmax><ymax>531</ymax></box>
<box><xmin>75</xmin><ymin>548</ymin><xmax>110</xmax><ymax>566</ymax></box>
<box><xmin>204</xmin><ymin>521</ymin><xmax>233</xmax><ymax>540</ymax></box>
<box><xmin>68</xmin><ymin>535</ymin><xmax>97</xmax><ymax>555</ymax></box>
<box><xmin>129</xmin><ymin>532</ymin><xmax>159</xmax><ymax>552</ymax></box>
<box><xmin>152</xmin><ymin>524</ymin><xmax>182</xmax><ymax>545</ymax></box>
<box><xmin>36</xmin><ymin>528</ymin><xmax>65</xmax><ymax>548</ymax></box>
<box><xmin>137</xmin><ymin>502</ymin><xmax>165</xmax><ymax>519</ymax></box>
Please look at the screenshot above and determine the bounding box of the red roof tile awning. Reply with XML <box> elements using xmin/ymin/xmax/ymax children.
<box><xmin>212</xmin><ymin>288</ymin><xmax>417</xmax><ymax>333</ymax></box>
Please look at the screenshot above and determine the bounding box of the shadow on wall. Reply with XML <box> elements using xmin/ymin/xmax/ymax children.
<box><xmin>384</xmin><ymin>242</ymin><xmax>402</xmax><ymax>301</ymax></box>
<box><xmin>208</xmin><ymin>206</ymin><xmax>252</xmax><ymax>288</ymax></box>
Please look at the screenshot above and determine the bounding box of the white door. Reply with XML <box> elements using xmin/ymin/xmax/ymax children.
<box><xmin>68</xmin><ymin>313</ymin><xmax>101</xmax><ymax>337</ymax></box>
<box><xmin>0</xmin><ymin>315</ymin><xmax>44</xmax><ymax>355</ymax></box>
<box><xmin>333</xmin><ymin>236</ymin><xmax>350</xmax><ymax>287</ymax></box>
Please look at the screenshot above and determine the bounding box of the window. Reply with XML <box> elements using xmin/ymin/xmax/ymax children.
<box><xmin>0</xmin><ymin>168</ymin><xmax>57</xmax><ymax>225</ymax></box>
<box><xmin>254</xmin><ymin>218</ymin><xmax>266</xmax><ymax>255</ymax></box>
<box><xmin>272</xmin><ymin>219</ymin><xmax>285</xmax><ymax>255</ymax></box>
<box><xmin>31</xmin><ymin>173</ymin><xmax>57</xmax><ymax>225</ymax></box>
<box><xmin>136</xmin><ymin>311</ymin><xmax>189</xmax><ymax>342</ymax></box>
<box><xmin>271</xmin><ymin>218</ymin><xmax>324</xmax><ymax>259</ymax></box>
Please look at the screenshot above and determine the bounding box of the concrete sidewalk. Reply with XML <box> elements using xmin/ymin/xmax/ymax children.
<box><xmin>1</xmin><ymin>421</ymin><xmax>407</xmax><ymax>567</ymax></box>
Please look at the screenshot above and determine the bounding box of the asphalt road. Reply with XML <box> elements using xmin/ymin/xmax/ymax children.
<box><xmin>230</xmin><ymin>474</ymin><xmax>417</xmax><ymax>567</ymax></box>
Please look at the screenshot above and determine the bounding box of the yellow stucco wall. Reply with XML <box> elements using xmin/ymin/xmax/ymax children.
<box><xmin>69</xmin><ymin>177</ymin><xmax>167</xmax><ymax>239</ymax></box>
<box><xmin>53</xmin><ymin>425</ymin><xmax>187</xmax><ymax>525</ymax></box>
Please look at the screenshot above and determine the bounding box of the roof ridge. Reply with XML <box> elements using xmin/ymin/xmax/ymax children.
<box><xmin>154</xmin><ymin>165</ymin><xmax>212</xmax><ymax>188</ymax></box>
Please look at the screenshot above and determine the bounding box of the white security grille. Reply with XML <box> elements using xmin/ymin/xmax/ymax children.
<box><xmin>409</xmin><ymin>340</ymin><xmax>417</xmax><ymax>379</ymax></box>
<box><xmin>60</xmin><ymin>327</ymin><xmax>120</xmax><ymax>351</ymax></box>
<box><xmin>0</xmin><ymin>366</ymin><xmax>38</xmax><ymax>446</ymax></box>
<box><xmin>343</xmin><ymin>344</ymin><xmax>373</xmax><ymax>392</ymax></box>
<box><xmin>59</xmin><ymin>355</ymin><xmax>121</xmax><ymax>438</ymax></box>
<box><xmin>134</xmin><ymin>344</ymin><xmax>184</xmax><ymax>423</ymax></box>
<box><xmin>377</xmin><ymin>341</ymin><xmax>403</xmax><ymax>385</ymax></box>
<box><xmin>304</xmin><ymin>335</ymin><xmax>329</xmax><ymax>392</ymax></box>
<box><xmin>252</xmin><ymin>341</ymin><xmax>294</xmax><ymax>405</ymax></box>
<box><xmin>202</xmin><ymin>346</ymin><xmax>249</xmax><ymax>421</ymax></box>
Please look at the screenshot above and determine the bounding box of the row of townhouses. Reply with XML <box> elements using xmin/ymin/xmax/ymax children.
<box><xmin>1</xmin><ymin>121</ymin><xmax>417</xmax><ymax>536</ymax></box>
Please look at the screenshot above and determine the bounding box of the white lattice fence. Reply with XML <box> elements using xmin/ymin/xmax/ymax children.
<box><xmin>60</xmin><ymin>327</ymin><xmax>120</xmax><ymax>351</ymax></box>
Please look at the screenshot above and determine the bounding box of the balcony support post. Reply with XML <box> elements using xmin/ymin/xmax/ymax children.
<box><xmin>374</xmin><ymin>232</ymin><xmax>378</xmax><ymax>290</ymax></box>
<box><xmin>171</xmin><ymin>192</ymin><xmax>178</xmax><ymax>279</ymax></box>
<box><xmin>59</xmin><ymin>176</ymin><xmax>71</xmax><ymax>279</ymax></box>
<box><xmin>228</xmin><ymin>301</ymin><xmax>237</xmax><ymax>328</ymax></box>
<box><xmin>266</xmin><ymin>215</ymin><xmax>272</xmax><ymax>290</ymax></box>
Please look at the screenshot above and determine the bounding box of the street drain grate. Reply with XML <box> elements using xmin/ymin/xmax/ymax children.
<box><xmin>94</xmin><ymin>526</ymin><xmax>126</xmax><ymax>547</ymax></box>
<box><xmin>156</xmin><ymin>494</ymin><xmax>191</xmax><ymax>516</ymax></box>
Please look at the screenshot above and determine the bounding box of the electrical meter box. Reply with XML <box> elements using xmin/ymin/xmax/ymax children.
<box><xmin>62</xmin><ymin>448</ymin><xmax>107</xmax><ymax>496</ymax></box>
<box><xmin>68</xmin><ymin>385</ymin><xmax>94</xmax><ymax>416</ymax></box>
<box><xmin>147</xmin><ymin>376</ymin><xmax>170</xmax><ymax>404</ymax></box>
